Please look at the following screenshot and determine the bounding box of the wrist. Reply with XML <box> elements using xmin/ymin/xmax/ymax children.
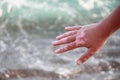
<box><xmin>96</xmin><ymin>21</ymin><xmax>113</xmax><ymax>39</ymax></box>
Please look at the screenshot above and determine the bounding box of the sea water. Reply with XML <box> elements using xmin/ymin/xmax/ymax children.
<box><xmin>0</xmin><ymin>0</ymin><xmax>120</xmax><ymax>80</ymax></box>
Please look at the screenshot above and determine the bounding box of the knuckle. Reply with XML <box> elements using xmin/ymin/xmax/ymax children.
<box><xmin>71</xmin><ymin>31</ymin><xmax>77</xmax><ymax>34</ymax></box>
<box><xmin>75</xmin><ymin>40</ymin><xmax>86</xmax><ymax>46</ymax></box>
<box><xmin>68</xmin><ymin>43</ymin><xmax>74</xmax><ymax>48</ymax></box>
<box><xmin>66</xmin><ymin>31</ymin><xmax>70</xmax><ymax>35</ymax></box>
<box><xmin>63</xmin><ymin>46</ymin><xmax>69</xmax><ymax>51</ymax></box>
<box><xmin>64</xmin><ymin>37</ymin><xmax>70</xmax><ymax>42</ymax></box>
<box><xmin>62</xmin><ymin>38</ymin><xmax>68</xmax><ymax>42</ymax></box>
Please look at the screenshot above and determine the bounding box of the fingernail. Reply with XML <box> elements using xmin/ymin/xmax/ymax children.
<box><xmin>65</xmin><ymin>27</ymin><xmax>68</xmax><ymax>29</ymax></box>
<box><xmin>52</xmin><ymin>41</ymin><xmax>57</xmax><ymax>44</ymax></box>
<box><xmin>56</xmin><ymin>36</ymin><xmax>60</xmax><ymax>40</ymax></box>
<box><xmin>55</xmin><ymin>49</ymin><xmax>60</xmax><ymax>53</ymax></box>
<box><xmin>77</xmin><ymin>60</ymin><xmax>83</xmax><ymax>65</ymax></box>
<box><xmin>65</xmin><ymin>26</ymin><xmax>71</xmax><ymax>29</ymax></box>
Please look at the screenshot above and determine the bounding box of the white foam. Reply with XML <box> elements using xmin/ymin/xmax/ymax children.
<box><xmin>0</xmin><ymin>8</ymin><xmax>2</xmax><ymax>17</ymax></box>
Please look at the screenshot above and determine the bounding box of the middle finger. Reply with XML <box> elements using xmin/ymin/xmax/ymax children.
<box><xmin>53</xmin><ymin>35</ymin><xmax>76</xmax><ymax>46</ymax></box>
<box><xmin>56</xmin><ymin>30</ymin><xmax>77</xmax><ymax>40</ymax></box>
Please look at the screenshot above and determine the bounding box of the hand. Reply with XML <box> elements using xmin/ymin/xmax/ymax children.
<box><xmin>52</xmin><ymin>23</ymin><xmax>109</xmax><ymax>65</ymax></box>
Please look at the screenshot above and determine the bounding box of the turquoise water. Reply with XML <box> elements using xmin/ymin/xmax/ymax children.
<box><xmin>0</xmin><ymin>0</ymin><xmax>119</xmax><ymax>37</ymax></box>
<box><xmin>0</xmin><ymin>0</ymin><xmax>120</xmax><ymax>80</ymax></box>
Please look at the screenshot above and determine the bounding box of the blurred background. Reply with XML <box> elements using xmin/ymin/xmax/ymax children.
<box><xmin>0</xmin><ymin>0</ymin><xmax>120</xmax><ymax>80</ymax></box>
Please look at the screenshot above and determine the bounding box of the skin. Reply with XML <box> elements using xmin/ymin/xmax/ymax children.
<box><xmin>52</xmin><ymin>5</ymin><xmax>120</xmax><ymax>65</ymax></box>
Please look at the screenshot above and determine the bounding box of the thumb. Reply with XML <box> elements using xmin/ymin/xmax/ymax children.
<box><xmin>77</xmin><ymin>48</ymin><xmax>96</xmax><ymax>65</ymax></box>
